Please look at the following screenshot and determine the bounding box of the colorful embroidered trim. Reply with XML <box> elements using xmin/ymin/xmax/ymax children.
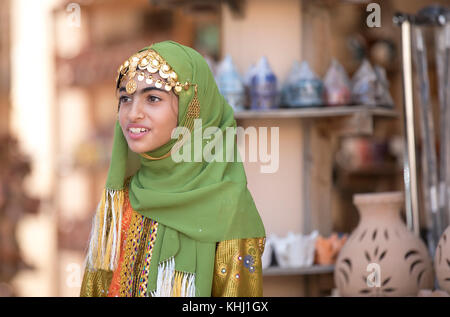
<box><xmin>119</xmin><ymin>211</ymin><xmax>144</xmax><ymax>297</ymax></box>
<box><xmin>133</xmin><ymin>219</ymin><xmax>158</xmax><ymax>296</ymax></box>
<box><xmin>107</xmin><ymin>189</ymin><xmax>133</xmax><ymax>296</ymax></box>
<box><xmin>116</xmin><ymin>205</ymin><xmax>159</xmax><ymax>297</ymax></box>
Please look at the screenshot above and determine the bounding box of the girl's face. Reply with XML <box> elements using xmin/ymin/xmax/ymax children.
<box><xmin>117</xmin><ymin>71</ymin><xmax>179</xmax><ymax>154</ymax></box>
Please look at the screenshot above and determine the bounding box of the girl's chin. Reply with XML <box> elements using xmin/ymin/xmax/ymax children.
<box><xmin>129</xmin><ymin>145</ymin><xmax>155</xmax><ymax>154</ymax></box>
<box><xmin>127</xmin><ymin>140</ymin><xmax>155</xmax><ymax>154</ymax></box>
<box><xmin>126</xmin><ymin>136</ymin><xmax>173</xmax><ymax>154</ymax></box>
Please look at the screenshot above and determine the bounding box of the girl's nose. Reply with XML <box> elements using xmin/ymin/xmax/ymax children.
<box><xmin>128</xmin><ymin>98</ymin><xmax>145</xmax><ymax>121</ymax></box>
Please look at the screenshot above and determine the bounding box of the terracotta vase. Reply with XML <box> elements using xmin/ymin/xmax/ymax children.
<box><xmin>435</xmin><ymin>226</ymin><xmax>450</xmax><ymax>293</ymax></box>
<box><xmin>314</xmin><ymin>233</ymin><xmax>348</xmax><ymax>265</ymax></box>
<box><xmin>334</xmin><ymin>192</ymin><xmax>434</xmax><ymax>296</ymax></box>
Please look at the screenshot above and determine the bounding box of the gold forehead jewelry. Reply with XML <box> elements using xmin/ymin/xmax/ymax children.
<box><xmin>117</xmin><ymin>47</ymin><xmax>200</xmax><ymax>161</ymax></box>
<box><xmin>117</xmin><ymin>48</ymin><xmax>190</xmax><ymax>95</ymax></box>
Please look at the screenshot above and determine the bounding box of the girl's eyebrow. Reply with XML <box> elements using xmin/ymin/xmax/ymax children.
<box><xmin>118</xmin><ymin>86</ymin><xmax>169</xmax><ymax>95</ymax></box>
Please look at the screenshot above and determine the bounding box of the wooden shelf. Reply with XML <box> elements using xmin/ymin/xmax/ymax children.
<box><xmin>339</xmin><ymin>163</ymin><xmax>403</xmax><ymax>176</ymax></box>
<box><xmin>234</xmin><ymin>105</ymin><xmax>398</xmax><ymax>120</ymax></box>
<box><xmin>263</xmin><ymin>265</ymin><xmax>335</xmax><ymax>276</ymax></box>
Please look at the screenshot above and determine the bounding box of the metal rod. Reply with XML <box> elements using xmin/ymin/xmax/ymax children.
<box><xmin>412</xmin><ymin>25</ymin><xmax>441</xmax><ymax>254</ymax></box>
<box><xmin>401</xmin><ymin>20</ymin><xmax>421</xmax><ymax>236</ymax></box>
<box><xmin>435</xmin><ymin>23</ymin><xmax>450</xmax><ymax>231</ymax></box>
<box><xmin>394</xmin><ymin>6</ymin><xmax>448</xmax><ymax>27</ymax></box>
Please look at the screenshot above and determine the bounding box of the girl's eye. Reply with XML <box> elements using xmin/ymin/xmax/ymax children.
<box><xmin>148</xmin><ymin>95</ymin><xmax>161</xmax><ymax>103</ymax></box>
<box><xmin>119</xmin><ymin>96</ymin><xmax>131</xmax><ymax>103</ymax></box>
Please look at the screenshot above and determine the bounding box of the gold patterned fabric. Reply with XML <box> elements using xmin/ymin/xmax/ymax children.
<box><xmin>212</xmin><ymin>237</ymin><xmax>266</xmax><ymax>297</ymax></box>
<box><xmin>81</xmin><ymin>236</ymin><xmax>265</xmax><ymax>297</ymax></box>
<box><xmin>119</xmin><ymin>212</ymin><xmax>158</xmax><ymax>297</ymax></box>
<box><xmin>80</xmin><ymin>269</ymin><xmax>113</xmax><ymax>297</ymax></box>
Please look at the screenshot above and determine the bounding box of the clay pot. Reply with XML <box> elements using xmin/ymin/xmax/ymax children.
<box><xmin>334</xmin><ymin>191</ymin><xmax>434</xmax><ymax>296</ymax></box>
<box><xmin>417</xmin><ymin>289</ymin><xmax>449</xmax><ymax>297</ymax></box>
<box><xmin>435</xmin><ymin>226</ymin><xmax>450</xmax><ymax>293</ymax></box>
<box><xmin>314</xmin><ymin>233</ymin><xmax>348</xmax><ymax>265</ymax></box>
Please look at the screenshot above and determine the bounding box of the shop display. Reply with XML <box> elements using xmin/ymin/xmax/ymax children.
<box><xmin>314</xmin><ymin>233</ymin><xmax>348</xmax><ymax>265</ymax></box>
<box><xmin>374</xmin><ymin>65</ymin><xmax>394</xmax><ymax>107</ymax></box>
<box><xmin>351</xmin><ymin>59</ymin><xmax>378</xmax><ymax>106</ymax></box>
<box><xmin>323</xmin><ymin>59</ymin><xmax>351</xmax><ymax>106</ymax></box>
<box><xmin>394</xmin><ymin>5</ymin><xmax>450</xmax><ymax>245</ymax></box>
<box><xmin>412</xmin><ymin>25</ymin><xmax>442</xmax><ymax>255</ymax></box>
<box><xmin>261</xmin><ymin>236</ymin><xmax>273</xmax><ymax>270</ymax></box>
<box><xmin>271</xmin><ymin>231</ymin><xmax>318</xmax><ymax>268</ymax></box>
<box><xmin>215</xmin><ymin>55</ymin><xmax>246</xmax><ymax>111</ymax></box>
<box><xmin>369</xmin><ymin>39</ymin><xmax>397</xmax><ymax>71</ymax></box>
<box><xmin>281</xmin><ymin>61</ymin><xmax>323</xmax><ymax>108</ymax></box>
<box><xmin>249</xmin><ymin>56</ymin><xmax>278</xmax><ymax>110</ymax></box>
<box><xmin>351</xmin><ymin>59</ymin><xmax>395</xmax><ymax>107</ymax></box>
<box><xmin>435</xmin><ymin>225</ymin><xmax>450</xmax><ymax>293</ymax></box>
<box><xmin>417</xmin><ymin>289</ymin><xmax>450</xmax><ymax>297</ymax></box>
<box><xmin>244</xmin><ymin>63</ymin><xmax>257</xmax><ymax>87</ymax></box>
<box><xmin>243</xmin><ymin>64</ymin><xmax>257</xmax><ymax>110</ymax></box>
<box><xmin>0</xmin><ymin>135</ymin><xmax>40</xmax><ymax>296</ymax></box>
<box><xmin>335</xmin><ymin>137</ymin><xmax>393</xmax><ymax>171</ymax></box>
<box><xmin>335</xmin><ymin>192</ymin><xmax>433</xmax><ymax>296</ymax></box>
<box><xmin>436</xmin><ymin>22</ymin><xmax>450</xmax><ymax>241</ymax></box>
<box><xmin>221</xmin><ymin>56</ymin><xmax>394</xmax><ymax>110</ymax></box>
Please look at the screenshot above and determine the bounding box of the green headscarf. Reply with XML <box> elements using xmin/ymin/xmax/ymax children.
<box><xmin>105</xmin><ymin>40</ymin><xmax>265</xmax><ymax>296</ymax></box>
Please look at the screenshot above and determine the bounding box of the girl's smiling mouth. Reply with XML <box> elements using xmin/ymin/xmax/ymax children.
<box><xmin>127</xmin><ymin>124</ymin><xmax>151</xmax><ymax>140</ymax></box>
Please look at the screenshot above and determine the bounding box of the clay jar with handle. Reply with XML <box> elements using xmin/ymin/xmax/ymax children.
<box><xmin>435</xmin><ymin>226</ymin><xmax>450</xmax><ymax>293</ymax></box>
<box><xmin>334</xmin><ymin>191</ymin><xmax>434</xmax><ymax>296</ymax></box>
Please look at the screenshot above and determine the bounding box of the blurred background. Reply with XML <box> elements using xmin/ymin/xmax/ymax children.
<box><xmin>0</xmin><ymin>0</ymin><xmax>448</xmax><ymax>297</ymax></box>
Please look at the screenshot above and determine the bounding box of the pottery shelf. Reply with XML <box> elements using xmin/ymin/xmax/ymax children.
<box><xmin>340</xmin><ymin>163</ymin><xmax>402</xmax><ymax>176</ymax></box>
<box><xmin>234</xmin><ymin>104</ymin><xmax>399</xmax><ymax>237</ymax></box>
<box><xmin>234</xmin><ymin>105</ymin><xmax>398</xmax><ymax>120</ymax></box>
<box><xmin>263</xmin><ymin>265</ymin><xmax>335</xmax><ymax>276</ymax></box>
<box><xmin>235</xmin><ymin>105</ymin><xmax>397</xmax><ymax>137</ymax></box>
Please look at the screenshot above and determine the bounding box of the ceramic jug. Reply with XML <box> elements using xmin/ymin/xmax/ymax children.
<box><xmin>335</xmin><ymin>192</ymin><xmax>434</xmax><ymax>296</ymax></box>
<box><xmin>435</xmin><ymin>226</ymin><xmax>450</xmax><ymax>293</ymax></box>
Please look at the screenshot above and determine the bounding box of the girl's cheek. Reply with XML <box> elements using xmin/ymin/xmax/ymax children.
<box><xmin>118</xmin><ymin>110</ymin><xmax>127</xmax><ymax>129</ymax></box>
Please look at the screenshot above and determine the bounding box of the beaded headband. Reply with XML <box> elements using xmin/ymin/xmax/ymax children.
<box><xmin>116</xmin><ymin>48</ymin><xmax>191</xmax><ymax>95</ymax></box>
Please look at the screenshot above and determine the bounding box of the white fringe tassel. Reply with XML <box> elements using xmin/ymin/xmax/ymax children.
<box><xmin>150</xmin><ymin>257</ymin><xmax>196</xmax><ymax>297</ymax></box>
<box><xmin>85</xmin><ymin>188</ymin><xmax>124</xmax><ymax>271</ymax></box>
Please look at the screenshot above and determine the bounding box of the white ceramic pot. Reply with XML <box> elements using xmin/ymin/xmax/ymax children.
<box><xmin>271</xmin><ymin>231</ymin><xmax>318</xmax><ymax>268</ymax></box>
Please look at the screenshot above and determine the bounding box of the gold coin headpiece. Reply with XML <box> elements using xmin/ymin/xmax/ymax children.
<box><xmin>116</xmin><ymin>48</ymin><xmax>191</xmax><ymax>95</ymax></box>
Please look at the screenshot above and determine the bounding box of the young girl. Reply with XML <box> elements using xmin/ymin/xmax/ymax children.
<box><xmin>80</xmin><ymin>40</ymin><xmax>266</xmax><ymax>297</ymax></box>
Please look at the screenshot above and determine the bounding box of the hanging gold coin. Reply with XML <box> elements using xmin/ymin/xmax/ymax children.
<box><xmin>139</xmin><ymin>58</ymin><xmax>149</xmax><ymax>69</ymax></box>
<box><xmin>159</xmin><ymin>69</ymin><xmax>170</xmax><ymax>79</ymax></box>
<box><xmin>126</xmin><ymin>79</ymin><xmax>137</xmax><ymax>94</ymax></box>
<box><xmin>170</xmin><ymin>71</ymin><xmax>178</xmax><ymax>81</ymax></box>
<box><xmin>147</xmin><ymin>65</ymin><xmax>158</xmax><ymax>73</ymax></box>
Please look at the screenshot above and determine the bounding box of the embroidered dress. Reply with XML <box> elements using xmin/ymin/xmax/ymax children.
<box><xmin>80</xmin><ymin>185</ymin><xmax>265</xmax><ymax>297</ymax></box>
